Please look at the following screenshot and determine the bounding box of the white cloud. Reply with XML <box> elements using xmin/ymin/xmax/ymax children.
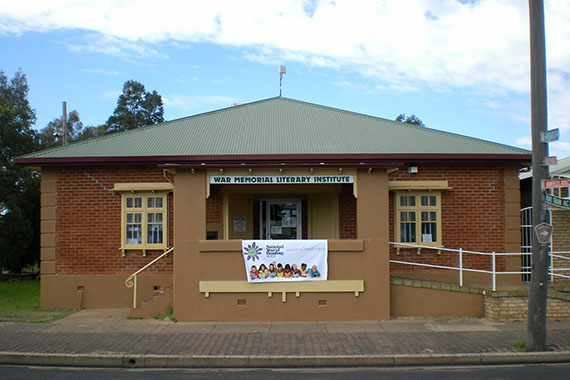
<box><xmin>162</xmin><ymin>94</ymin><xmax>239</xmax><ymax>111</ymax></box>
<box><xmin>1</xmin><ymin>0</ymin><xmax>569</xmax><ymax>135</ymax></box>
<box><xmin>81</xmin><ymin>68</ymin><xmax>119</xmax><ymax>76</ymax></box>
<box><xmin>102</xmin><ymin>90</ymin><xmax>121</xmax><ymax>100</ymax></box>
<box><xmin>516</xmin><ymin>136</ymin><xmax>532</xmax><ymax>147</ymax></box>
<box><xmin>66</xmin><ymin>34</ymin><xmax>168</xmax><ymax>60</ymax></box>
<box><xmin>549</xmin><ymin>141</ymin><xmax>570</xmax><ymax>159</ymax></box>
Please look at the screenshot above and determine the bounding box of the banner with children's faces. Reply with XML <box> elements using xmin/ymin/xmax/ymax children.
<box><xmin>242</xmin><ymin>240</ymin><xmax>328</xmax><ymax>283</ymax></box>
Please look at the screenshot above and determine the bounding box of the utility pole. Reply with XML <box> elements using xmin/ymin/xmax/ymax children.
<box><xmin>527</xmin><ymin>0</ymin><xmax>549</xmax><ymax>351</ymax></box>
<box><xmin>62</xmin><ymin>101</ymin><xmax>68</xmax><ymax>145</ymax></box>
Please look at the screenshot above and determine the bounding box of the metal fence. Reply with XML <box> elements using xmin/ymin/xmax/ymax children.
<box><xmin>389</xmin><ymin>242</ymin><xmax>569</xmax><ymax>291</ymax></box>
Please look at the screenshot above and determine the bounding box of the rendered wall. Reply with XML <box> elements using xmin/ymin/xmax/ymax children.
<box><xmin>390</xmin><ymin>285</ymin><xmax>484</xmax><ymax>317</ymax></box>
<box><xmin>41</xmin><ymin>274</ymin><xmax>172</xmax><ymax>309</ymax></box>
<box><xmin>173</xmin><ymin>168</ymin><xmax>390</xmax><ymax>322</ymax></box>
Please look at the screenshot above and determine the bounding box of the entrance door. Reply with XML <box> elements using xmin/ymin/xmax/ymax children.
<box><xmin>260</xmin><ymin>200</ymin><xmax>302</xmax><ymax>239</ymax></box>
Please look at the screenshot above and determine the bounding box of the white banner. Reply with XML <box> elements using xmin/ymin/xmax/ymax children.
<box><xmin>242</xmin><ymin>240</ymin><xmax>328</xmax><ymax>283</ymax></box>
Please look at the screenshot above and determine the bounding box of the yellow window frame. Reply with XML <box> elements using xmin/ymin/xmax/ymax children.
<box><xmin>120</xmin><ymin>192</ymin><xmax>168</xmax><ymax>255</ymax></box>
<box><xmin>394</xmin><ymin>191</ymin><xmax>442</xmax><ymax>247</ymax></box>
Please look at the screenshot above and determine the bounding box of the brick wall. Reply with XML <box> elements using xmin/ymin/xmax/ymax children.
<box><xmin>551</xmin><ymin>209</ymin><xmax>570</xmax><ymax>281</ymax></box>
<box><xmin>207</xmin><ymin>185</ymin><xmax>223</xmax><ymax>224</ymax></box>
<box><xmin>389</xmin><ymin>164</ymin><xmax>507</xmax><ymax>273</ymax></box>
<box><xmin>485</xmin><ymin>296</ymin><xmax>570</xmax><ymax>321</ymax></box>
<box><xmin>339</xmin><ymin>184</ymin><xmax>357</xmax><ymax>239</ymax></box>
<box><xmin>56</xmin><ymin>166</ymin><xmax>173</xmax><ymax>275</ymax></box>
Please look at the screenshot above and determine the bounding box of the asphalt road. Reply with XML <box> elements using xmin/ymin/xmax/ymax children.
<box><xmin>1</xmin><ymin>364</ymin><xmax>570</xmax><ymax>380</ymax></box>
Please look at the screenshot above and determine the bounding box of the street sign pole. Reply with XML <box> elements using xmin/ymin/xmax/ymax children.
<box><xmin>528</xmin><ymin>0</ymin><xmax>549</xmax><ymax>351</ymax></box>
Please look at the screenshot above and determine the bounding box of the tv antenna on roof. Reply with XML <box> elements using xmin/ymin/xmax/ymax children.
<box><xmin>279</xmin><ymin>65</ymin><xmax>286</xmax><ymax>97</ymax></box>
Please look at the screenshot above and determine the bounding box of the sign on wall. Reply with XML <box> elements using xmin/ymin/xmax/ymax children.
<box><xmin>210</xmin><ymin>175</ymin><xmax>353</xmax><ymax>184</ymax></box>
<box><xmin>242</xmin><ymin>240</ymin><xmax>328</xmax><ymax>283</ymax></box>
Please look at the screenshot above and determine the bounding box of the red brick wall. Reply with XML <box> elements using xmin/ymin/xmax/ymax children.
<box><xmin>339</xmin><ymin>184</ymin><xmax>357</xmax><ymax>238</ymax></box>
<box><xmin>56</xmin><ymin>166</ymin><xmax>173</xmax><ymax>275</ymax></box>
<box><xmin>55</xmin><ymin>164</ymin><xmax>510</xmax><ymax>275</ymax></box>
<box><xmin>389</xmin><ymin>164</ymin><xmax>507</xmax><ymax>273</ymax></box>
<box><xmin>207</xmin><ymin>185</ymin><xmax>223</xmax><ymax>224</ymax></box>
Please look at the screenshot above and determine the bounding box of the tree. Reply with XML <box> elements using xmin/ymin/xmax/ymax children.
<box><xmin>74</xmin><ymin>124</ymin><xmax>107</xmax><ymax>142</ymax></box>
<box><xmin>105</xmin><ymin>80</ymin><xmax>164</xmax><ymax>133</ymax></box>
<box><xmin>36</xmin><ymin>110</ymin><xmax>84</xmax><ymax>149</ymax></box>
<box><xmin>395</xmin><ymin>114</ymin><xmax>425</xmax><ymax>127</ymax></box>
<box><xmin>0</xmin><ymin>69</ymin><xmax>40</xmax><ymax>272</ymax></box>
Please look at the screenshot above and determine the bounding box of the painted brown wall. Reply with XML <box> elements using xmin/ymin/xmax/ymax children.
<box><xmin>356</xmin><ymin>169</ymin><xmax>390</xmax><ymax>320</ymax></box>
<box><xmin>173</xmin><ymin>169</ymin><xmax>205</xmax><ymax>321</ymax></box>
<box><xmin>390</xmin><ymin>285</ymin><xmax>484</xmax><ymax>317</ymax></box>
<box><xmin>40</xmin><ymin>168</ymin><xmax>57</xmax><ymax>278</ymax></box>
<box><xmin>173</xmin><ymin>169</ymin><xmax>391</xmax><ymax>321</ymax></box>
<box><xmin>41</xmin><ymin>274</ymin><xmax>172</xmax><ymax>309</ymax></box>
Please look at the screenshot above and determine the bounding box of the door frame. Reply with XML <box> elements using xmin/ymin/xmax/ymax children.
<box><xmin>260</xmin><ymin>198</ymin><xmax>302</xmax><ymax>239</ymax></box>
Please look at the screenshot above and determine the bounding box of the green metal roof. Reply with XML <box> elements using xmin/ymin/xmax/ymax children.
<box><xmin>520</xmin><ymin>156</ymin><xmax>570</xmax><ymax>180</ymax></box>
<box><xmin>18</xmin><ymin>97</ymin><xmax>530</xmax><ymax>164</ymax></box>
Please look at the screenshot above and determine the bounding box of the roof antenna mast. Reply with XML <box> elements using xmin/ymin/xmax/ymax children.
<box><xmin>279</xmin><ymin>65</ymin><xmax>286</xmax><ymax>97</ymax></box>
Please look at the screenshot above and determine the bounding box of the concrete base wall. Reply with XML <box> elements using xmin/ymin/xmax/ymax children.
<box><xmin>41</xmin><ymin>275</ymin><xmax>173</xmax><ymax>309</ymax></box>
<box><xmin>390</xmin><ymin>285</ymin><xmax>484</xmax><ymax>317</ymax></box>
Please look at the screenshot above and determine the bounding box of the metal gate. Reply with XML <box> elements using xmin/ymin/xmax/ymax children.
<box><xmin>520</xmin><ymin>206</ymin><xmax>551</xmax><ymax>282</ymax></box>
<box><xmin>520</xmin><ymin>206</ymin><xmax>533</xmax><ymax>282</ymax></box>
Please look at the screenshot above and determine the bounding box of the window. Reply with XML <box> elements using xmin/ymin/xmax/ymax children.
<box><xmin>395</xmin><ymin>192</ymin><xmax>441</xmax><ymax>246</ymax></box>
<box><xmin>121</xmin><ymin>193</ymin><xmax>167</xmax><ymax>251</ymax></box>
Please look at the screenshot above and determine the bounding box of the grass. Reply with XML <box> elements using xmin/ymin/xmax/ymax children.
<box><xmin>510</xmin><ymin>336</ymin><xmax>529</xmax><ymax>352</ymax></box>
<box><xmin>0</xmin><ymin>280</ymin><xmax>77</xmax><ymax>323</ymax></box>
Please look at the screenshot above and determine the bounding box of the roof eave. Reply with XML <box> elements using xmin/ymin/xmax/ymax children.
<box><xmin>15</xmin><ymin>153</ymin><xmax>532</xmax><ymax>168</ymax></box>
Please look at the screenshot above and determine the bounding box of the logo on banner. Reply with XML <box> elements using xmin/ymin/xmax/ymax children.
<box><xmin>243</xmin><ymin>241</ymin><xmax>262</xmax><ymax>262</ymax></box>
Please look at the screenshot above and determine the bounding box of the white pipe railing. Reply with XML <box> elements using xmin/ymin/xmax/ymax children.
<box><xmin>389</xmin><ymin>242</ymin><xmax>570</xmax><ymax>291</ymax></box>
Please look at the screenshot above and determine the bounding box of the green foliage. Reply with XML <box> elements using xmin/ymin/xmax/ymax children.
<box><xmin>0</xmin><ymin>281</ymin><xmax>76</xmax><ymax>322</ymax></box>
<box><xmin>395</xmin><ymin>113</ymin><xmax>425</xmax><ymax>127</ymax></box>
<box><xmin>510</xmin><ymin>336</ymin><xmax>529</xmax><ymax>352</ymax></box>
<box><xmin>0</xmin><ymin>69</ymin><xmax>41</xmax><ymax>273</ymax></box>
<box><xmin>74</xmin><ymin>124</ymin><xmax>107</xmax><ymax>141</ymax></box>
<box><xmin>36</xmin><ymin>109</ymin><xmax>84</xmax><ymax>148</ymax></box>
<box><xmin>166</xmin><ymin>304</ymin><xmax>176</xmax><ymax>322</ymax></box>
<box><xmin>105</xmin><ymin>80</ymin><xmax>164</xmax><ymax>133</ymax></box>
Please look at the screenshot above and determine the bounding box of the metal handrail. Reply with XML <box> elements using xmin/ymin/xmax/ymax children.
<box><xmin>125</xmin><ymin>246</ymin><xmax>174</xmax><ymax>308</ymax></box>
<box><xmin>389</xmin><ymin>242</ymin><xmax>569</xmax><ymax>291</ymax></box>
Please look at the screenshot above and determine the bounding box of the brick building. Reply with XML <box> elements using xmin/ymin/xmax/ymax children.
<box><xmin>17</xmin><ymin>97</ymin><xmax>531</xmax><ymax>321</ymax></box>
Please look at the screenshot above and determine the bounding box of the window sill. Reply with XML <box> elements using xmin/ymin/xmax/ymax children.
<box><xmin>120</xmin><ymin>247</ymin><xmax>167</xmax><ymax>257</ymax></box>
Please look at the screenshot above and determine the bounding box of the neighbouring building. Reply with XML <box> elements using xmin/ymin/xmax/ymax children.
<box><xmin>520</xmin><ymin>157</ymin><xmax>570</xmax><ymax>281</ymax></box>
<box><xmin>17</xmin><ymin>97</ymin><xmax>531</xmax><ymax>321</ymax></box>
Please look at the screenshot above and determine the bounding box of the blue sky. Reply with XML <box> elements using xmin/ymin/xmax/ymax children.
<box><xmin>1</xmin><ymin>1</ymin><xmax>569</xmax><ymax>157</ymax></box>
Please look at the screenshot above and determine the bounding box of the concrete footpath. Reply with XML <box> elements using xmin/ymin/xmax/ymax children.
<box><xmin>1</xmin><ymin>309</ymin><xmax>569</xmax><ymax>368</ymax></box>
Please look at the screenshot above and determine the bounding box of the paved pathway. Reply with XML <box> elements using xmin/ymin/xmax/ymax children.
<box><xmin>1</xmin><ymin>309</ymin><xmax>569</xmax><ymax>368</ymax></box>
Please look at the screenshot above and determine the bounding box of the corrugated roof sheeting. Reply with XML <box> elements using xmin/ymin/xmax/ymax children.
<box><xmin>21</xmin><ymin>97</ymin><xmax>529</xmax><ymax>159</ymax></box>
